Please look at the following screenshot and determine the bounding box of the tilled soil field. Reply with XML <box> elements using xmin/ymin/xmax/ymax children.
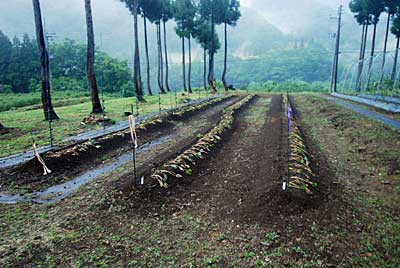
<box><xmin>0</xmin><ymin>94</ymin><xmax>398</xmax><ymax>267</ymax></box>
<box><xmin>98</xmin><ymin>95</ymin><xmax>353</xmax><ymax>267</ymax></box>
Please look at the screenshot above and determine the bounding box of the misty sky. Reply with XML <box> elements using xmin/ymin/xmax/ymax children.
<box><xmin>1</xmin><ymin>0</ymin><xmax>352</xmax><ymax>36</ymax></box>
<box><xmin>241</xmin><ymin>0</ymin><xmax>351</xmax><ymax>34</ymax></box>
<box><xmin>2</xmin><ymin>0</ymin><xmax>395</xmax><ymax>61</ymax></box>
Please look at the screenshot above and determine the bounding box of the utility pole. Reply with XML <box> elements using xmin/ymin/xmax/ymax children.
<box><xmin>330</xmin><ymin>5</ymin><xmax>343</xmax><ymax>93</ymax></box>
<box><xmin>330</xmin><ymin>32</ymin><xmax>337</xmax><ymax>92</ymax></box>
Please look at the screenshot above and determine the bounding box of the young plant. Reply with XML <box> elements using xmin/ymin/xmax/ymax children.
<box><xmin>285</xmin><ymin>95</ymin><xmax>317</xmax><ymax>195</ymax></box>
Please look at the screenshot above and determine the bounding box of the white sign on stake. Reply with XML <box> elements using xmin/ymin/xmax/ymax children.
<box><xmin>33</xmin><ymin>143</ymin><xmax>52</xmax><ymax>175</ymax></box>
<box><xmin>128</xmin><ymin>115</ymin><xmax>138</xmax><ymax>148</ymax></box>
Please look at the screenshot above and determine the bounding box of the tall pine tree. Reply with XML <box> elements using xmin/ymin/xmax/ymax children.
<box><xmin>390</xmin><ymin>14</ymin><xmax>400</xmax><ymax>83</ymax></box>
<box><xmin>379</xmin><ymin>0</ymin><xmax>400</xmax><ymax>85</ymax></box>
<box><xmin>173</xmin><ymin>0</ymin><xmax>195</xmax><ymax>92</ymax></box>
<box><xmin>219</xmin><ymin>0</ymin><xmax>241</xmax><ymax>91</ymax></box>
<box><xmin>120</xmin><ymin>0</ymin><xmax>145</xmax><ymax>101</ymax></box>
<box><xmin>84</xmin><ymin>0</ymin><xmax>103</xmax><ymax>113</ymax></box>
<box><xmin>32</xmin><ymin>0</ymin><xmax>59</xmax><ymax>120</ymax></box>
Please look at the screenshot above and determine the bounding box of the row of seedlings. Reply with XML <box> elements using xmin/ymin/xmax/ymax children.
<box><xmin>171</xmin><ymin>95</ymin><xmax>231</xmax><ymax>117</ymax></box>
<box><xmin>285</xmin><ymin>95</ymin><xmax>318</xmax><ymax>195</ymax></box>
<box><xmin>51</xmin><ymin>96</ymin><xmax>231</xmax><ymax>159</ymax></box>
<box><xmin>150</xmin><ymin>95</ymin><xmax>254</xmax><ymax>188</ymax></box>
<box><xmin>137</xmin><ymin>95</ymin><xmax>231</xmax><ymax>130</ymax></box>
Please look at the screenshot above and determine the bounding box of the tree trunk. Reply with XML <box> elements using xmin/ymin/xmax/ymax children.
<box><xmin>157</xmin><ymin>25</ymin><xmax>161</xmax><ymax>93</ymax></box>
<box><xmin>356</xmin><ymin>23</ymin><xmax>368</xmax><ymax>91</ymax></box>
<box><xmin>208</xmin><ymin>13</ymin><xmax>217</xmax><ymax>93</ymax></box>
<box><xmin>182</xmin><ymin>36</ymin><xmax>187</xmax><ymax>92</ymax></box>
<box><xmin>222</xmin><ymin>22</ymin><xmax>228</xmax><ymax>91</ymax></box>
<box><xmin>159</xmin><ymin>23</ymin><xmax>165</xmax><ymax>93</ymax></box>
<box><xmin>379</xmin><ymin>12</ymin><xmax>391</xmax><ymax>86</ymax></box>
<box><xmin>208</xmin><ymin>51</ymin><xmax>214</xmax><ymax>91</ymax></box>
<box><xmin>133</xmin><ymin>0</ymin><xmax>145</xmax><ymax>101</ymax></box>
<box><xmin>188</xmin><ymin>36</ymin><xmax>192</xmax><ymax>93</ymax></box>
<box><xmin>32</xmin><ymin>0</ymin><xmax>59</xmax><ymax>120</ymax></box>
<box><xmin>163</xmin><ymin>20</ymin><xmax>170</xmax><ymax>92</ymax></box>
<box><xmin>143</xmin><ymin>14</ymin><xmax>152</xmax><ymax>96</ymax></box>
<box><xmin>157</xmin><ymin>24</ymin><xmax>165</xmax><ymax>94</ymax></box>
<box><xmin>85</xmin><ymin>0</ymin><xmax>103</xmax><ymax>113</ymax></box>
<box><xmin>203</xmin><ymin>47</ymin><xmax>207</xmax><ymax>91</ymax></box>
<box><xmin>366</xmin><ymin>23</ymin><xmax>377</xmax><ymax>91</ymax></box>
<box><xmin>361</xmin><ymin>24</ymin><xmax>369</xmax><ymax>62</ymax></box>
<box><xmin>391</xmin><ymin>37</ymin><xmax>399</xmax><ymax>82</ymax></box>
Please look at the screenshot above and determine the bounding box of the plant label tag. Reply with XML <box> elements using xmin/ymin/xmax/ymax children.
<box><xmin>282</xmin><ymin>182</ymin><xmax>287</xmax><ymax>191</ymax></box>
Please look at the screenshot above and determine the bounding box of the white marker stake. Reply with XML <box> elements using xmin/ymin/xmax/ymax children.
<box><xmin>282</xmin><ymin>182</ymin><xmax>287</xmax><ymax>191</ymax></box>
<box><xmin>128</xmin><ymin>115</ymin><xmax>139</xmax><ymax>187</ymax></box>
<box><xmin>33</xmin><ymin>144</ymin><xmax>52</xmax><ymax>175</ymax></box>
<box><xmin>128</xmin><ymin>115</ymin><xmax>138</xmax><ymax>148</ymax></box>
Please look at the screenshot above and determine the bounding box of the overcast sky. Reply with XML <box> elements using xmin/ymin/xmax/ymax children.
<box><xmin>240</xmin><ymin>0</ymin><xmax>351</xmax><ymax>34</ymax></box>
<box><xmin>1</xmin><ymin>0</ymin><xmax>352</xmax><ymax>36</ymax></box>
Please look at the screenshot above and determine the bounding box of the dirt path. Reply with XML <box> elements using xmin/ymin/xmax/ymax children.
<box><xmin>172</xmin><ymin>95</ymin><xmax>282</xmax><ymax>223</ymax></box>
<box><xmin>0</xmin><ymin>96</ymin><xmax>241</xmax><ymax>194</ymax></box>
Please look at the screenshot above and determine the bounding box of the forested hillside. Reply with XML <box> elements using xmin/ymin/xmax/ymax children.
<box><xmin>0</xmin><ymin>30</ymin><xmax>331</xmax><ymax>94</ymax></box>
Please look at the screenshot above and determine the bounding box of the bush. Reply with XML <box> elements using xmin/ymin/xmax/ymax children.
<box><xmin>121</xmin><ymin>82</ymin><xmax>135</xmax><ymax>97</ymax></box>
<box><xmin>0</xmin><ymin>85</ymin><xmax>13</xmax><ymax>94</ymax></box>
<box><xmin>52</xmin><ymin>77</ymin><xmax>86</xmax><ymax>92</ymax></box>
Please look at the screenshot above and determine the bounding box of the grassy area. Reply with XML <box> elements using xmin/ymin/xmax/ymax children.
<box><xmin>294</xmin><ymin>95</ymin><xmax>400</xmax><ymax>267</ymax></box>
<box><xmin>0</xmin><ymin>91</ymin><xmax>97</xmax><ymax>112</ymax></box>
<box><xmin>0</xmin><ymin>90</ymin><xmax>210</xmax><ymax>158</ymax></box>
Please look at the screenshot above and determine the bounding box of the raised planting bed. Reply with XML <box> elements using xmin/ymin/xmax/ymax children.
<box><xmin>140</xmin><ymin>94</ymin><xmax>233</xmax><ymax>130</ymax></box>
<box><xmin>283</xmin><ymin>95</ymin><xmax>318</xmax><ymax>197</ymax></box>
<box><xmin>150</xmin><ymin>95</ymin><xmax>255</xmax><ymax>188</ymax></box>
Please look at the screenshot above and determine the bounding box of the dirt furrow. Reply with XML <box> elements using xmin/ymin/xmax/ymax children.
<box><xmin>179</xmin><ymin>95</ymin><xmax>282</xmax><ymax>223</ymax></box>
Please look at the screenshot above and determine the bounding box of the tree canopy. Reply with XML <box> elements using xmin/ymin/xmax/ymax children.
<box><xmin>391</xmin><ymin>14</ymin><xmax>400</xmax><ymax>37</ymax></box>
<box><xmin>173</xmin><ymin>0</ymin><xmax>196</xmax><ymax>38</ymax></box>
